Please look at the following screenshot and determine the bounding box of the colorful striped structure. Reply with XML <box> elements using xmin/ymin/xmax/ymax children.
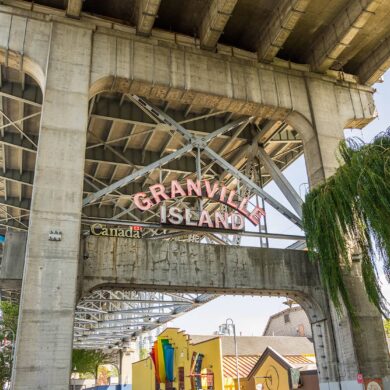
<box><xmin>150</xmin><ymin>337</ymin><xmax>175</xmax><ymax>383</ymax></box>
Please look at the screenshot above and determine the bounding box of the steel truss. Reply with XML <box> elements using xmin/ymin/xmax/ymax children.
<box><xmin>0</xmin><ymin>66</ymin><xmax>306</xmax><ymax>349</ymax></box>
<box><xmin>74</xmin><ymin>289</ymin><xmax>215</xmax><ymax>349</ymax></box>
<box><xmin>83</xmin><ymin>95</ymin><xmax>303</xmax><ymax>228</ymax></box>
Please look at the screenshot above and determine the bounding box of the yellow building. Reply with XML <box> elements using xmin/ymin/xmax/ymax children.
<box><xmin>245</xmin><ymin>347</ymin><xmax>318</xmax><ymax>390</ymax></box>
<box><xmin>133</xmin><ymin>328</ymin><xmax>317</xmax><ymax>390</ymax></box>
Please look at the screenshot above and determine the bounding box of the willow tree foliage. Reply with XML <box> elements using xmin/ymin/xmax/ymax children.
<box><xmin>302</xmin><ymin>130</ymin><xmax>390</xmax><ymax>319</ymax></box>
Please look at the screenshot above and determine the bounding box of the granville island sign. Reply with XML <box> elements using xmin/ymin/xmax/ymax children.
<box><xmin>133</xmin><ymin>179</ymin><xmax>265</xmax><ymax>231</ymax></box>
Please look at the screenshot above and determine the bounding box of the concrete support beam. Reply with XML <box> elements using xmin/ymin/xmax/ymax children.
<box><xmin>0</xmin><ymin>169</ymin><xmax>34</xmax><ymax>186</ymax></box>
<box><xmin>82</xmin><ymin>236</ymin><xmax>321</xmax><ymax>295</ymax></box>
<box><xmin>0</xmin><ymin>81</ymin><xmax>42</xmax><ymax>106</ymax></box>
<box><xmin>92</xmin><ymin>97</ymin><xmax>248</xmax><ymax>141</ymax></box>
<box><xmin>257</xmin><ymin>0</ymin><xmax>310</xmax><ymax>63</ymax></box>
<box><xmin>294</xmin><ymin>77</ymin><xmax>390</xmax><ymax>386</ymax></box>
<box><xmin>343</xmin><ymin>261</ymin><xmax>390</xmax><ymax>383</ymax></box>
<box><xmin>90</xmin><ymin>31</ymin><xmax>374</xmax><ymax>127</ymax></box>
<box><xmin>0</xmin><ymin>196</ymin><xmax>30</xmax><ymax>211</ymax></box>
<box><xmin>82</xmin><ymin>236</ymin><xmax>342</xmax><ymax>386</ymax></box>
<box><xmin>11</xmin><ymin>23</ymin><xmax>91</xmax><ymax>389</ymax></box>
<box><xmin>0</xmin><ymin>134</ymin><xmax>200</xmax><ymax>176</ymax></box>
<box><xmin>0</xmin><ymin>132</ymin><xmax>38</xmax><ymax>153</ymax></box>
<box><xmin>199</xmin><ymin>0</ymin><xmax>238</xmax><ymax>50</ymax></box>
<box><xmin>119</xmin><ymin>350</ymin><xmax>135</xmax><ymax>387</ymax></box>
<box><xmin>135</xmin><ymin>0</ymin><xmax>161</xmax><ymax>36</ymax></box>
<box><xmin>358</xmin><ymin>36</ymin><xmax>390</xmax><ymax>85</ymax></box>
<box><xmin>66</xmin><ymin>0</ymin><xmax>83</xmax><ymax>18</ymax></box>
<box><xmin>86</xmin><ymin>145</ymin><xmax>200</xmax><ymax>175</ymax></box>
<box><xmin>0</xmin><ymin>230</ymin><xmax>26</xmax><ymax>282</ymax></box>
<box><xmin>307</xmin><ymin>0</ymin><xmax>381</xmax><ymax>72</ymax></box>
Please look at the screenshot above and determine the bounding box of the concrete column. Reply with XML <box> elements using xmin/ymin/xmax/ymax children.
<box><xmin>0</xmin><ymin>231</ymin><xmax>27</xmax><ymax>289</ymax></box>
<box><xmin>119</xmin><ymin>349</ymin><xmax>137</xmax><ymax>388</ymax></box>
<box><xmin>302</xmin><ymin>78</ymin><xmax>390</xmax><ymax>389</ymax></box>
<box><xmin>11</xmin><ymin>22</ymin><xmax>91</xmax><ymax>390</ymax></box>
<box><xmin>343</xmin><ymin>261</ymin><xmax>390</xmax><ymax>388</ymax></box>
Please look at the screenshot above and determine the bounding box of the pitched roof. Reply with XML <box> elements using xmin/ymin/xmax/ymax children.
<box><xmin>223</xmin><ymin>348</ymin><xmax>317</xmax><ymax>380</ymax></box>
<box><xmin>284</xmin><ymin>355</ymin><xmax>315</xmax><ymax>365</ymax></box>
<box><xmin>219</xmin><ymin>336</ymin><xmax>314</xmax><ymax>356</ymax></box>
<box><xmin>189</xmin><ymin>335</ymin><xmax>220</xmax><ymax>345</ymax></box>
<box><xmin>223</xmin><ymin>355</ymin><xmax>259</xmax><ymax>379</ymax></box>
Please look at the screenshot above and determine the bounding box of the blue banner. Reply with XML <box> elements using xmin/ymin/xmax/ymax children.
<box><xmin>163</xmin><ymin>343</ymin><xmax>175</xmax><ymax>382</ymax></box>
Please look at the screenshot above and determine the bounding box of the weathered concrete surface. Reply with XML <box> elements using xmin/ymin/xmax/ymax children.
<box><xmin>80</xmin><ymin>236</ymin><xmax>343</xmax><ymax>387</ymax></box>
<box><xmin>10</xmin><ymin>23</ymin><xmax>92</xmax><ymax>390</ymax></box>
<box><xmin>0</xmin><ymin>3</ymin><xmax>388</xmax><ymax>390</ymax></box>
<box><xmin>81</xmin><ymin>236</ymin><xmax>390</xmax><ymax>389</ymax></box>
<box><xmin>0</xmin><ymin>231</ymin><xmax>26</xmax><ymax>287</ymax></box>
<box><xmin>0</xmin><ymin>5</ymin><xmax>375</xmax><ymax>129</ymax></box>
<box><xmin>343</xmin><ymin>262</ymin><xmax>390</xmax><ymax>384</ymax></box>
<box><xmin>82</xmin><ymin>236</ymin><xmax>320</xmax><ymax>296</ymax></box>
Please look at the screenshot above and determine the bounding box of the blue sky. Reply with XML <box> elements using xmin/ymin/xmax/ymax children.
<box><xmin>169</xmin><ymin>71</ymin><xmax>390</xmax><ymax>336</ymax></box>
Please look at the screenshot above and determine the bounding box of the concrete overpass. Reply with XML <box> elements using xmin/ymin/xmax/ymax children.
<box><xmin>0</xmin><ymin>0</ymin><xmax>389</xmax><ymax>389</ymax></box>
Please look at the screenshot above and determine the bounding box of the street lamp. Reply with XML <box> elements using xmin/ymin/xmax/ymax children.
<box><xmin>220</xmin><ymin>318</ymin><xmax>241</xmax><ymax>390</ymax></box>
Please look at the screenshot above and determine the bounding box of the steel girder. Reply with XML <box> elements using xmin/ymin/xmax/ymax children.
<box><xmin>0</xmin><ymin>67</ymin><xmax>307</xmax><ymax>350</ymax></box>
<box><xmin>84</xmin><ymin>95</ymin><xmax>303</xmax><ymax>229</ymax></box>
<box><xmin>74</xmin><ymin>289</ymin><xmax>215</xmax><ymax>349</ymax></box>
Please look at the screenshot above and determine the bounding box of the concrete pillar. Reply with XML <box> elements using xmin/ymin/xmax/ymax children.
<box><xmin>11</xmin><ymin>22</ymin><xmax>91</xmax><ymax>390</ymax></box>
<box><xmin>302</xmin><ymin>78</ymin><xmax>390</xmax><ymax>389</ymax></box>
<box><xmin>343</xmin><ymin>261</ymin><xmax>390</xmax><ymax>388</ymax></box>
<box><xmin>119</xmin><ymin>349</ymin><xmax>136</xmax><ymax>388</ymax></box>
<box><xmin>0</xmin><ymin>231</ymin><xmax>26</xmax><ymax>289</ymax></box>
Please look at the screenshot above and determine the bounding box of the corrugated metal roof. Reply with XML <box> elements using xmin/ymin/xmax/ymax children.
<box><xmin>220</xmin><ymin>336</ymin><xmax>314</xmax><ymax>356</ymax></box>
<box><xmin>284</xmin><ymin>355</ymin><xmax>314</xmax><ymax>364</ymax></box>
<box><xmin>223</xmin><ymin>353</ymin><xmax>317</xmax><ymax>379</ymax></box>
<box><xmin>223</xmin><ymin>355</ymin><xmax>259</xmax><ymax>379</ymax></box>
<box><xmin>189</xmin><ymin>335</ymin><xmax>315</xmax><ymax>357</ymax></box>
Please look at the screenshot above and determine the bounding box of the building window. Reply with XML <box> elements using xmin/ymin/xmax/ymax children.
<box><xmin>284</xmin><ymin>313</ymin><xmax>290</xmax><ymax>323</ymax></box>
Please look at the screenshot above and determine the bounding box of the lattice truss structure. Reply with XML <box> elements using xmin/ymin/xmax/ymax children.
<box><xmin>0</xmin><ymin>64</ymin><xmax>306</xmax><ymax>348</ymax></box>
<box><xmin>74</xmin><ymin>290</ymin><xmax>215</xmax><ymax>349</ymax></box>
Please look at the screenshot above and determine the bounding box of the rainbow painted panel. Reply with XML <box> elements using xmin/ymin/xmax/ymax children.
<box><xmin>150</xmin><ymin>338</ymin><xmax>175</xmax><ymax>384</ymax></box>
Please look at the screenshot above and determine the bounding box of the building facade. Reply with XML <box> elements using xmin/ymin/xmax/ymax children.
<box><xmin>263</xmin><ymin>306</ymin><xmax>312</xmax><ymax>339</ymax></box>
<box><xmin>132</xmin><ymin>328</ymin><xmax>317</xmax><ymax>390</ymax></box>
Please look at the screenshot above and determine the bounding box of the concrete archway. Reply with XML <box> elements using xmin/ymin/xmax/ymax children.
<box><xmin>78</xmin><ymin>235</ymin><xmax>351</xmax><ymax>388</ymax></box>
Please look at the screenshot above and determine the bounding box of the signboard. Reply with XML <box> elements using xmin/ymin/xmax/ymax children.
<box><xmin>90</xmin><ymin>223</ymin><xmax>142</xmax><ymax>238</ymax></box>
<box><xmin>133</xmin><ymin>179</ymin><xmax>265</xmax><ymax>231</ymax></box>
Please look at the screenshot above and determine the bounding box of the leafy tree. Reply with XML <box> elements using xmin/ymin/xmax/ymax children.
<box><xmin>0</xmin><ymin>302</ymin><xmax>18</xmax><ymax>333</ymax></box>
<box><xmin>72</xmin><ymin>349</ymin><xmax>108</xmax><ymax>383</ymax></box>
<box><xmin>384</xmin><ymin>320</ymin><xmax>390</xmax><ymax>337</ymax></box>
<box><xmin>0</xmin><ymin>302</ymin><xmax>19</xmax><ymax>388</ymax></box>
<box><xmin>140</xmin><ymin>348</ymin><xmax>150</xmax><ymax>360</ymax></box>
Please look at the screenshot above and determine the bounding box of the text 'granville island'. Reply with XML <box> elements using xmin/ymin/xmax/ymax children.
<box><xmin>133</xmin><ymin>179</ymin><xmax>266</xmax><ymax>230</ymax></box>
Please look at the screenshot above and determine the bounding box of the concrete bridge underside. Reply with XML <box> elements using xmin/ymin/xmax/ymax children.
<box><xmin>0</xmin><ymin>1</ymin><xmax>389</xmax><ymax>389</ymax></box>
